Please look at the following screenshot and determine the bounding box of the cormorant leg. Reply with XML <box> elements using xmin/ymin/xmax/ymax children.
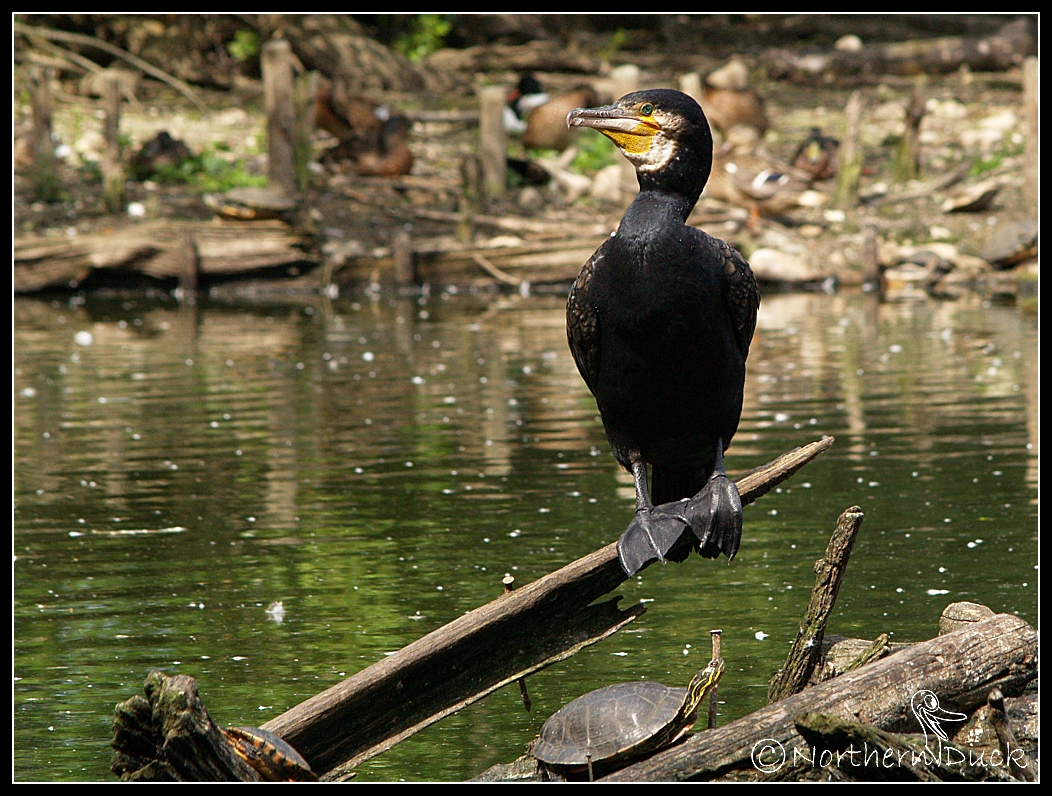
<box><xmin>617</xmin><ymin>460</ymin><xmax>691</xmax><ymax>577</ymax></box>
<box><xmin>684</xmin><ymin>438</ymin><xmax>743</xmax><ymax>560</ymax></box>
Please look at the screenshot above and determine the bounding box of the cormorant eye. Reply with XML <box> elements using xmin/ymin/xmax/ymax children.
<box><xmin>640</xmin><ymin>103</ymin><xmax>654</xmax><ymax>116</ymax></box>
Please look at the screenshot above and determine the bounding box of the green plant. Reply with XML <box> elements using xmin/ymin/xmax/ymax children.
<box><xmin>571</xmin><ymin>131</ymin><xmax>619</xmax><ymax>174</ymax></box>
<box><xmin>393</xmin><ymin>14</ymin><xmax>451</xmax><ymax>62</ymax></box>
<box><xmin>152</xmin><ymin>145</ymin><xmax>266</xmax><ymax>193</ymax></box>
<box><xmin>227</xmin><ymin>30</ymin><xmax>261</xmax><ymax>62</ymax></box>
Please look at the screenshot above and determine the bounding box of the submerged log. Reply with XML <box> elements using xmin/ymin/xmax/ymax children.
<box><xmin>112</xmin><ymin>438</ymin><xmax>834</xmax><ymax>780</ymax></box>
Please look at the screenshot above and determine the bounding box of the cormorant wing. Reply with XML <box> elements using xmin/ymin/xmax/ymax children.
<box><xmin>708</xmin><ymin>232</ymin><xmax>759</xmax><ymax>362</ymax></box>
<box><xmin>566</xmin><ymin>243</ymin><xmax>608</xmax><ymax>396</ymax></box>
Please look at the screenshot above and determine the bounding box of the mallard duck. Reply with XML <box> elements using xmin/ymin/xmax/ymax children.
<box><xmin>791</xmin><ymin>127</ymin><xmax>840</xmax><ymax>181</ymax></box>
<box><xmin>130</xmin><ymin>131</ymin><xmax>193</xmax><ymax>181</ymax></box>
<box><xmin>705</xmin><ymin>125</ymin><xmax>813</xmax><ymax>222</ymax></box>
<box><xmin>701</xmin><ymin>58</ymin><xmax>768</xmax><ymax>139</ymax></box>
<box><xmin>522</xmin><ymin>85</ymin><xmax>599</xmax><ymax>152</ymax></box>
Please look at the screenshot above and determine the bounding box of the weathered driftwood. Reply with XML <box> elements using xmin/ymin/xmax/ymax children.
<box><xmin>602</xmin><ymin>610</ymin><xmax>1038</xmax><ymax>781</ymax></box>
<box><xmin>767</xmin><ymin>506</ymin><xmax>863</xmax><ymax>703</ymax></box>
<box><xmin>259</xmin><ymin>437</ymin><xmax>835</xmax><ymax>779</ymax></box>
<box><xmin>14</xmin><ymin>220</ymin><xmax>313</xmax><ymax>293</ymax></box>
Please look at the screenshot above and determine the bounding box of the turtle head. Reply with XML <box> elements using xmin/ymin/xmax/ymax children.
<box><xmin>685</xmin><ymin>657</ymin><xmax>726</xmax><ymax>713</ymax></box>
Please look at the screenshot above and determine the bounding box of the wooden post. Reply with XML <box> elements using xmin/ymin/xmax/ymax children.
<box><xmin>861</xmin><ymin>222</ymin><xmax>883</xmax><ymax>294</ymax></box>
<box><xmin>293</xmin><ymin>71</ymin><xmax>320</xmax><ymax>193</ymax></box>
<box><xmin>392</xmin><ymin>225</ymin><xmax>415</xmax><ymax>288</ymax></box>
<box><xmin>1022</xmin><ymin>56</ymin><xmax>1037</xmax><ymax>209</ymax></box>
<box><xmin>29</xmin><ymin>65</ymin><xmax>60</xmax><ymax>202</ymax></box>
<box><xmin>893</xmin><ymin>85</ymin><xmax>925</xmax><ymax>183</ymax></box>
<box><xmin>609</xmin><ymin>65</ymin><xmax>641</xmax><ymax>205</ymax></box>
<box><xmin>457</xmin><ymin>155</ymin><xmax>482</xmax><ymax>245</ymax></box>
<box><xmin>707</xmin><ymin>629</ymin><xmax>722</xmax><ymax>730</ymax></box>
<box><xmin>678</xmin><ymin>72</ymin><xmax>703</xmax><ymax>108</ymax></box>
<box><xmin>101</xmin><ymin>70</ymin><xmax>126</xmax><ymax>214</ymax></box>
<box><xmin>478</xmin><ymin>85</ymin><xmax>507</xmax><ymax>199</ymax></box>
<box><xmin>834</xmin><ymin>90</ymin><xmax>862</xmax><ymax>211</ymax></box>
<box><xmin>262</xmin><ymin>39</ymin><xmax>297</xmax><ymax>196</ymax></box>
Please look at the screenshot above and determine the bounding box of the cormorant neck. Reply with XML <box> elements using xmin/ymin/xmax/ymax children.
<box><xmin>626</xmin><ymin>189</ymin><xmax>696</xmax><ymax>225</ymax></box>
<box><xmin>634</xmin><ymin>144</ymin><xmax>711</xmax><ymax>220</ymax></box>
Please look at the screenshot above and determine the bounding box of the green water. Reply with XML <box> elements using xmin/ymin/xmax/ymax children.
<box><xmin>13</xmin><ymin>288</ymin><xmax>1037</xmax><ymax>781</ymax></box>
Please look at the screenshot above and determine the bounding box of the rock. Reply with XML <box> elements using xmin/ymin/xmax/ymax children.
<box><xmin>980</xmin><ymin>220</ymin><xmax>1038</xmax><ymax>269</ymax></box>
<box><xmin>748</xmin><ymin>247</ymin><xmax>824</xmax><ymax>283</ymax></box>
<box><xmin>940</xmin><ymin>178</ymin><xmax>1000</xmax><ymax>213</ymax></box>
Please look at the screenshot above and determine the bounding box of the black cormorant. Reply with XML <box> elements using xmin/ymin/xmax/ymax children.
<box><xmin>565</xmin><ymin>89</ymin><xmax>759</xmax><ymax>577</ymax></box>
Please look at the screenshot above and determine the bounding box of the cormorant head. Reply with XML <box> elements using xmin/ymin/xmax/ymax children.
<box><xmin>566</xmin><ymin>89</ymin><xmax>713</xmax><ymax>204</ymax></box>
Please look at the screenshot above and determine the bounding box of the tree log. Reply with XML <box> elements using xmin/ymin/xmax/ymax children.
<box><xmin>14</xmin><ymin>220</ymin><xmax>313</xmax><ymax>293</ymax></box>
<box><xmin>602</xmin><ymin>611</ymin><xmax>1037</xmax><ymax>781</ymax></box>
<box><xmin>764</xmin><ymin>19</ymin><xmax>1036</xmax><ymax>85</ymax></box>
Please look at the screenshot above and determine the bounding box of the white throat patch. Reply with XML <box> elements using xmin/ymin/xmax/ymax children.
<box><xmin>631</xmin><ymin>132</ymin><xmax>677</xmax><ymax>173</ymax></box>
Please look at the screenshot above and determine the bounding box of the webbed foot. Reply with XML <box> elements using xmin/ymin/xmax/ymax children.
<box><xmin>684</xmin><ymin>469</ymin><xmax>743</xmax><ymax>560</ymax></box>
<box><xmin>617</xmin><ymin>502</ymin><xmax>692</xmax><ymax>577</ymax></box>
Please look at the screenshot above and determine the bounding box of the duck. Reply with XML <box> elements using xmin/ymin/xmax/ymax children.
<box><xmin>504</xmin><ymin>73</ymin><xmax>549</xmax><ymax>135</ymax></box>
<box><xmin>705</xmin><ymin>125</ymin><xmax>813</xmax><ymax>223</ymax></box>
<box><xmin>701</xmin><ymin>58</ymin><xmax>769</xmax><ymax>140</ymax></box>
<box><xmin>791</xmin><ymin>127</ymin><xmax>840</xmax><ymax>181</ymax></box>
<box><xmin>566</xmin><ymin>89</ymin><xmax>759</xmax><ymax>577</ymax></box>
<box><xmin>315</xmin><ymin>79</ymin><xmax>413</xmax><ymax>178</ymax></box>
<box><xmin>522</xmin><ymin>85</ymin><xmax>599</xmax><ymax>152</ymax></box>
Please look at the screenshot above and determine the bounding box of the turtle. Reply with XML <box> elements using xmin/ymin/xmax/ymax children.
<box><xmin>533</xmin><ymin>657</ymin><xmax>726</xmax><ymax>780</ymax></box>
<box><xmin>205</xmin><ymin>187</ymin><xmax>298</xmax><ymax>221</ymax></box>
<box><xmin>222</xmin><ymin>726</ymin><xmax>318</xmax><ymax>782</ymax></box>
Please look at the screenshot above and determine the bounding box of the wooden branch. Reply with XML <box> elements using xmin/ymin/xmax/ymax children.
<box><xmin>602</xmin><ymin>611</ymin><xmax>1037</xmax><ymax>781</ymax></box>
<box><xmin>767</xmin><ymin>506</ymin><xmax>864</xmax><ymax>703</ymax></box>
<box><xmin>261</xmin><ymin>438</ymin><xmax>835</xmax><ymax>777</ymax></box>
<box><xmin>13</xmin><ymin>21</ymin><xmax>207</xmax><ymax>112</ymax></box>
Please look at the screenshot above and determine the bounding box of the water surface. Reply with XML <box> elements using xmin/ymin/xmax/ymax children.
<box><xmin>14</xmin><ymin>288</ymin><xmax>1037</xmax><ymax>781</ymax></box>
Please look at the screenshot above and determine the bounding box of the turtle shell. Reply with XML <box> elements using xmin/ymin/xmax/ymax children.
<box><xmin>533</xmin><ymin>680</ymin><xmax>692</xmax><ymax>767</ymax></box>
<box><xmin>223</xmin><ymin>726</ymin><xmax>317</xmax><ymax>782</ymax></box>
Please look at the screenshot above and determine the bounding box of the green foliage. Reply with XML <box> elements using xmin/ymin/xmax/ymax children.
<box><xmin>571</xmin><ymin>130</ymin><xmax>619</xmax><ymax>174</ymax></box>
<box><xmin>227</xmin><ymin>29</ymin><xmax>261</xmax><ymax>62</ymax></box>
<box><xmin>152</xmin><ymin>146</ymin><xmax>266</xmax><ymax>193</ymax></box>
<box><xmin>598</xmin><ymin>29</ymin><xmax>631</xmax><ymax>60</ymax></box>
<box><xmin>393</xmin><ymin>14</ymin><xmax>451</xmax><ymax>62</ymax></box>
